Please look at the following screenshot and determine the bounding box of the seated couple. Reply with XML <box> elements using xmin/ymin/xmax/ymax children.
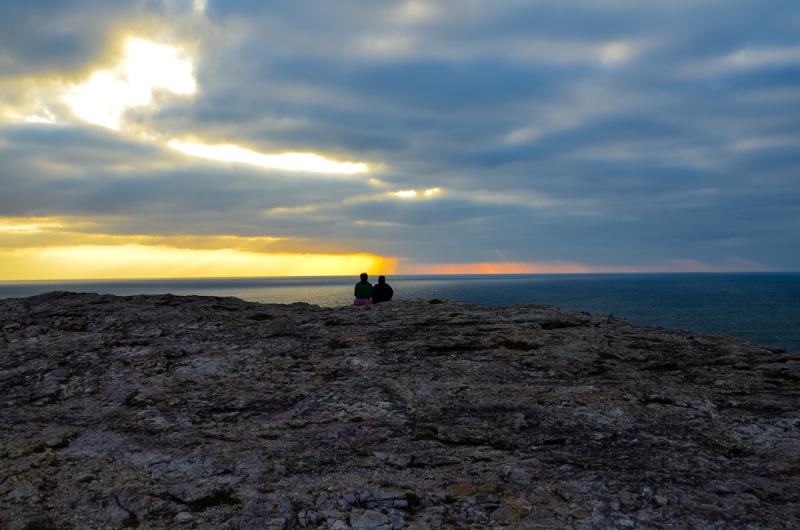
<box><xmin>354</xmin><ymin>273</ymin><xmax>393</xmax><ymax>306</ymax></box>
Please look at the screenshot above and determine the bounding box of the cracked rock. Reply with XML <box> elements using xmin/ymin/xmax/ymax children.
<box><xmin>0</xmin><ymin>292</ymin><xmax>798</xmax><ymax>529</ymax></box>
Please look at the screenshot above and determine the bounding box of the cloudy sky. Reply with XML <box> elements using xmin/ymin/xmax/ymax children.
<box><xmin>1</xmin><ymin>0</ymin><xmax>799</xmax><ymax>279</ymax></box>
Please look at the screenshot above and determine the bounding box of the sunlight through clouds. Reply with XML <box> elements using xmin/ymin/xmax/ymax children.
<box><xmin>65</xmin><ymin>39</ymin><xmax>196</xmax><ymax>130</ymax></box>
<box><xmin>1</xmin><ymin>1</ymin><xmax>798</xmax><ymax>275</ymax></box>
<box><xmin>168</xmin><ymin>141</ymin><xmax>368</xmax><ymax>174</ymax></box>
<box><xmin>394</xmin><ymin>189</ymin><xmax>439</xmax><ymax>198</ymax></box>
<box><xmin>0</xmin><ymin>218</ymin><xmax>70</xmax><ymax>233</ymax></box>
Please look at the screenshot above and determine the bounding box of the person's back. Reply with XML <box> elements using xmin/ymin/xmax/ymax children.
<box><xmin>354</xmin><ymin>273</ymin><xmax>373</xmax><ymax>305</ymax></box>
<box><xmin>372</xmin><ymin>276</ymin><xmax>393</xmax><ymax>304</ymax></box>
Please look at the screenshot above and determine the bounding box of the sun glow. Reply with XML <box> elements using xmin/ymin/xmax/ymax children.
<box><xmin>65</xmin><ymin>39</ymin><xmax>195</xmax><ymax>129</ymax></box>
<box><xmin>395</xmin><ymin>189</ymin><xmax>440</xmax><ymax>197</ymax></box>
<box><xmin>0</xmin><ymin>245</ymin><xmax>395</xmax><ymax>280</ymax></box>
<box><xmin>169</xmin><ymin>141</ymin><xmax>368</xmax><ymax>174</ymax></box>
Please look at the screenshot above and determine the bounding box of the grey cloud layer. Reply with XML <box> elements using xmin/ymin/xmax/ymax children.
<box><xmin>1</xmin><ymin>0</ymin><xmax>799</xmax><ymax>268</ymax></box>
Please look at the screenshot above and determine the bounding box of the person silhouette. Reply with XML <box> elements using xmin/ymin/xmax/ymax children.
<box><xmin>372</xmin><ymin>276</ymin><xmax>393</xmax><ymax>304</ymax></box>
<box><xmin>353</xmin><ymin>273</ymin><xmax>373</xmax><ymax>306</ymax></box>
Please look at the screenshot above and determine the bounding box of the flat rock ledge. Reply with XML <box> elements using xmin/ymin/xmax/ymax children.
<box><xmin>1</xmin><ymin>292</ymin><xmax>799</xmax><ymax>530</ymax></box>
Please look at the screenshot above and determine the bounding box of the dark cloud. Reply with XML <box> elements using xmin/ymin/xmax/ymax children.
<box><xmin>0</xmin><ymin>0</ymin><xmax>196</xmax><ymax>77</ymax></box>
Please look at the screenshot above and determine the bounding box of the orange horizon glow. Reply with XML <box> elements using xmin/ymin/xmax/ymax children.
<box><xmin>0</xmin><ymin>245</ymin><xmax>396</xmax><ymax>281</ymax></box>
<box><xmin>398</xmin><ymin>259</ymin><xmax>779</xmax><ymax>275</ymax></box>
<box><xmin>0</xmin><ymin>253</ymin><xmax>780</xmax><ymax>281</ymax></box>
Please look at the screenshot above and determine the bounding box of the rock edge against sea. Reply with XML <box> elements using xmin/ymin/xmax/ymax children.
<box><xmin>1</xmin><ymin>291</ymin><xmax>799</xmax><ymax>530</ymax></box>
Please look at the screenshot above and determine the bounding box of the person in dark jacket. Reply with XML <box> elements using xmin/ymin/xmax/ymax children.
<box><xmin>354</xmin><ymin>273</ymin><xmax>373</xmax><ymax>305</ymax></box>
<box><xmin>372</xmin><ymin>276</ymin><xmax>394</xmax><ymax>304</ymax></box>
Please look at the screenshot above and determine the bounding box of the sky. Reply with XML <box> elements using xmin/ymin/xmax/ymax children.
<box><xmin>1</xmin><ymin>0</ymin><xmax>799</xmax><ymax>279</ymax></box>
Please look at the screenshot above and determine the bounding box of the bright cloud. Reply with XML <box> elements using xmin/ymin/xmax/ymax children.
<box><xmin>0</xmin><ymin>217</ymin><xmax>70</xmax><ymax>233</ymax></box>
<box><xmin>65</xmin><ymin>39</ymin><xmax>196</xmax><ymax>129</ymax></box>
<box><xmin>169</xmin><ymin>141</ymin><xmax>368</xmax><ymax>174</ymax></box>
<box><xmin>682</xmin><ymin>46</ymin><xmax>800</xmax><ymax>76</ymax></box>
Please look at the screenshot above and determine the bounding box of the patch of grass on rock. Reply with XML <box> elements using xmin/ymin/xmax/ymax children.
<box><xmin>124</xmin><ymin>390</ymin><xmax>140</xmax><ymax>404</ymax></box>
<box><xmin>406</xmin><ymin>493</ymin><xmax>421</xmax><ymax>508</ymax></box>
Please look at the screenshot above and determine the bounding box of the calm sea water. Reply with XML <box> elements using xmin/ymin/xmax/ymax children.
<box><xmin>1</xmin><ymin>273</ymin><xmax>798</xmax><ymax>352</ymax></box>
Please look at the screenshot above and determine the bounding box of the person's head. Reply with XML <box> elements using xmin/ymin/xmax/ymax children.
<box><xmin>378</xmin><ymin>276</ymin><xmax>386</xmax><ymax>284</ymax></box>
<box><xmin>360</xmin><ymin>273</ymin><xmax>368</xmax><ymax>282</ymax></box>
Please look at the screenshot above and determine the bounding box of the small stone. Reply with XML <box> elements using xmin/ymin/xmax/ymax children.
<box><xmin>475</xmin><ymin>493</ymin><xmax>498</xmax><ymax>504</ymax></box>
<box><xmin>351</xmin><ymin>509</ymin><xmax>389</xmax><ymax>530</ymax></box>
<box><xmin>5</xmin><ymin>490</ymin><xmax>25</xmax><ymax>502</ymax></box>
<box><xmin>74</xmin><ymin>473</ymin><xmax>96</xmax><ymax>483</ymax></box>
<box><xmin>44</xmin><ymin>437</ymin><xmax>66</xmax><ymax>448</ymax></box>
<box><xmin>490</xmin><ymin>506</ymin><xmax>514</xmax><ymax>523</ymax></box>
<box><xmin>408</xmin><ymin>524</ymin><xmax>431</xmax><ymax>530</ymax></box>
<box><xmin>570</xmin><ymin>507</ymin><xmax>591</xmax><ymax>520</ymax></box>
<box><xmin>490</xmin><ymin>496</ymin><xmax>530</xmax><ymax>523</ymax></box>
<box><xmin>344</xmin><ymin>493</ymin><xmax>358</xmax><ymax>504</ymax></box>
<box><xmin>373</xmin><ymin>452</ymin><xmax>412</xmax><ymax>468</ymax></box>
<box><xmin>175</xmin><ymin>512</ymin><xmax>193</xmax><ymax>523</ymax></box>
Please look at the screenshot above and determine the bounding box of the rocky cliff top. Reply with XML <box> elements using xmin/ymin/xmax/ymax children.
<box><xmin>1</xmin><ymin>291</ymin><xmax>799</xmax><ymax>530</ymax></box>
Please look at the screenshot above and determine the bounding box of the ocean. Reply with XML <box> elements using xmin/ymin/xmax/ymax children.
<box><xmin>1</xmin><ymin>273</ymin><xmax>798</xmax><ymax>352</ymax></box>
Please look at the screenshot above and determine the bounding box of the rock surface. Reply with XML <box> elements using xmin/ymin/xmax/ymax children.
<box><xmin>0</xmin><ymin>291</ymin><xmax>799</xmax><ymax>529</ymax></box>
